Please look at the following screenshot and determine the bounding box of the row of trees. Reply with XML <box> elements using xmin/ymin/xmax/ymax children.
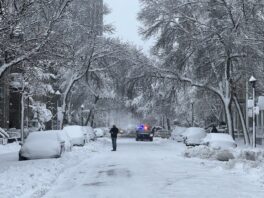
<box><xmin>0</xmin><ymin>0</ymin><xmax>152</xmax><ymax>130</ymax></box>
<box><xmin>138</xmin><ymin>0</ymin><xmax>264</xmax><ymax>144</ymax></box>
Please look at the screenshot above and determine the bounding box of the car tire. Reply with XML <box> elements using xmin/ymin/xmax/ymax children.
<box><xmin>19</xmin><ymin>154</ymin><xmax>27</xmax><ymax>161</ymax></box>
<box><xmin>150</xmin><ymin>137</ymin><xmax>153</xmax><ymax>141</ymax></box>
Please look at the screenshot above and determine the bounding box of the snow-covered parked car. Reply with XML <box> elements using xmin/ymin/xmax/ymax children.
<box><xmin>58</xmin><ymin>130</ymin><xmax>73</xmax><ymax>152</ymax></box>
<box><xmin>94</xmin><ymin>128</ymin><xmax>105</xmax><ymax>138</ymax></box>
<box><xmin>83</xmin><ymin>126</ymin><xmax>96</xmax><ymax>141</ymax></box>
<box><xmin>201</xmin><ymin>133</ymin><xmax>237</xmax><ymax>149</ymax></box>
<box><xmin>63</xmin><ymin>125</ymin><xmax>87</xmax><ymax>146</ymax></box>
<box><xmin>182</xmin><ymin>127</ymin><xmax>207</xmax><ymax>146</ymax></box>
<box><xmin>171</xmin><ymin>126</ymin><xmax>187</xmax><ymax>142</ymax></box>
<box><xmin>19</xmin><ymin>131</ymin><xmax>65</xmax><ymax>161</ymax></box>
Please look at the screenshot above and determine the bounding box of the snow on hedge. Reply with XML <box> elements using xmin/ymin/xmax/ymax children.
<box><xmin>183</xmin><ymin>145</ymin><xmax>264</xmax><ymax>164</ymax></box>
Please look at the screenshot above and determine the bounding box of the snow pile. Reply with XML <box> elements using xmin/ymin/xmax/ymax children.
<box><xmin>184</xmin><ymin>145</ymin><xmax>217</xmax><ymax>159</ymax></box>
<box><xmin>184</xmin><ymin>145</ymin><xmax>264</xmax><ymax>164</ymax></box>
<box><xmin>216</xmin><ymin>150</ymin><xmax>235</xmax><ymax>161</ymax></box>
<box><xmin>0</xmin><ymin>160</ymin><xmax>65</xmax><ymax>198</ymax></box>
<box><xmin>236</xmin><ymin>149</ymin><xmax>264</xmax><ymax>162</ymax></box>
<box><xmin>0</xmin><ymin>140</ymin><xmax>104</xmax><ymax>198</ymax></box>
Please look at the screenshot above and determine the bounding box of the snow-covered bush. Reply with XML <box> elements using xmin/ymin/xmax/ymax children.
<box><xmin>237</xmin><ymin>150</ymin><xmax>264</xmax><ymax>162</ymax></box>
<box><xmin>216</xmin><ymin>150</ymin><xmax>234</xmax><ymax>161</ymax></box>
<box><xmin>31</xmin><ymin>103</ymin><xmax>52</xmax><ymax>130</ymax></box>
<box><xmin>184</xmin><ymin>145</ymin><xmax>216</xmax><ymax>159</ymax></box>
<box><xmin>183</xmin><ymin>145</ymin><xmax>235</xmax><ymax>162</ymax></box>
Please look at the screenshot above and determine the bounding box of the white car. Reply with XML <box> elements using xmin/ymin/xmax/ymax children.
<box><xmin>58</xmin><ymin>130</ymin><xmax>73</xmax><ymax>152</ymax></box>
<box><xmin>201</xmin><ymin>133</ymin><xmax>237</xmax><ymax>149</ymax></box>
<box><xmin>63</xmin><ymin>125</ymin><xmax>87</xmax><ymax>146</ymax></box>
<box><xmin>83</xmin><ymin>126</ymin><xmax>96</xmax><ymax>141</ymax></box>
<box><xmin>171</xmin><ymin>126</ymin><xmax>187</xmax><ymax>142</ymax></box>
<box><xmin>19</xmin><ymin>131</ymin><xmax>65</xmax><ymax>161</ymax></box>
<box><xmin>94</xmin><ymin>128</ymin><xmax>105</xmax><ymax>138</ymax></box>
<box><xmin>182</xmin><ymin>127</ymin><xmax>207</xmax><ymax>146</ymax></box>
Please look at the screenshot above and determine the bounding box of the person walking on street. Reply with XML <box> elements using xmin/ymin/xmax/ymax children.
<box><xmin>109</xmin><ymin>125</ymin><xmax>119</xmax><ymax>151</ymax></box>
<box><xmin>211</xmin><ymin>125</ymin><xmax>218</xmax><ymax>133</ymax></box>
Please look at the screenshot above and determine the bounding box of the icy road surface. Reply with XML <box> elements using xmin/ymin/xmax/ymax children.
<box><xmin>42</xmin><ymin>138</ymin><xmax>264</xmax><ymax>198</ymax></box>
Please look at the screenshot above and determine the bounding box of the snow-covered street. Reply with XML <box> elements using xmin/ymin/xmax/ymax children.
<box><xmin>1</xmin><ymin>138</ymin><xmax>262</xmax><ymax>198</ymax></box>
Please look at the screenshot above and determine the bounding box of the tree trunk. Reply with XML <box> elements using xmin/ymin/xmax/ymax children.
<box><xmin>234</xmin><ymin>96</ymin><xmax>250</xmax><ymax>145</ymax></box>
<box><xmin>85</xmin><ymin>96</ymin><xmax>99</xmax><ymax>126</ymax></box>
<box><xmin>85</xmin><ymin>109</ymin><xmax>93</xmax><ymax>126</ymax></box>
<box><xmin>224</xmin><ymin>100</ymin><xmax>233</xmax><ymax>137</ymax></box>
<box><xmin>166</xmin><ymin>117</ymin><xmax>171</xmax><ymax>130</ymax></box>
<box><xmin>21</xmin><ymin>92</ymin><xmax>25</xmax><ymax>143</ymax></box>
<box><xmin>91</xmin><ymin>113</ymin><xmax>95</xmax><ymax>127</ymax></box>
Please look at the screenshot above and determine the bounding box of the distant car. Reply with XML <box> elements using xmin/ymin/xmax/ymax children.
<box><xmin>152</xmin><ymin>126</ymin><xmax>171</xmax><ymax>138</ymax></box>
<box><xmin>182</xmin><ymin>127</ymin><xmax>207</xmax><ymax>146</ymax></box>
<box><xmin>171</xmin><ymin>126</ymin><xmax>187</xmax><ymax>142</ymax></box>
<box><xmin>19</xmin><ymin>131</ymin><xmax>65</xmax><ymax>161</ymax></box>
<box><xmin>136</xmin><ymin>124</ymin><xmax>154</xmax><ymax>141</ymax></box>
<box><xmin>201</xmin><ymin>133</ymin><xmax>237</xmax><ymax>149</ymax></box>
<box><xmin>94</xmin><ymin>128</ymin><xmax>105</xmax><ymax>138</ymax></box>
<box><xmin>63</xmin><ymin>125</ymin><xmax>87</xmax><ymax>146</ymax></box>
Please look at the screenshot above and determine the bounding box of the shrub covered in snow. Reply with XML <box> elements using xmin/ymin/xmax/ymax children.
<box><xmin>184</xmin><ymin>145</ymin><xmax>217</xmax><ymax>159</ymax></box>
<box><xmin>237</xmin><ymin>149</ymin><xmax>264</xmax><ymax>162</ymax></box>
<box><xmin>183</xmin><ymin>145</ymin><xmax>235</xmax><ymax>162</ymax></box>
<box><xmin>216</xmin><ymin>150</ymin><xmax>235</xmax><ymax>161</ymax></box>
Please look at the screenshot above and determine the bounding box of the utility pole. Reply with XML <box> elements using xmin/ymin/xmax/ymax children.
<box><xmin>20</xmin><ymin>80</ymin><xmax>25</xmax><ymax>143</ymax></box>
<box><xmin>245</xmin><ymin>79</ymin><xmax>249</xmax><ymax>132</ymax></box>
<box><xmin>192</xmin><ymin>102</ymin><xmax>194</xmax><ymax>127</ymax></box>
<box><xmin>249</xmin><ymin>76</ymin><xmax>257</xmax><ymax>148</ymax></box>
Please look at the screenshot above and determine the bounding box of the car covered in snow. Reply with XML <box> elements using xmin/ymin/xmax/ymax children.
<box><xmin>171</xmin><ymin>126</ymin><xmax>187</xmax><ymax>142</ymax></box>
<box><xmin>58</xmin><ymin>130</ymin><xmax>73</xmax><ymax>152</ymax></box>
<box><xmin>152</xmin><ymin>126</ymin><xmax>171</xmax><ymax>138</ymax></box>
<box><xmin>182</xmin><ymin>127</ymin><xmax>207</xmax><ymax>146</ymax></box>
<box><xmin>19</xmin><ymin>131</ymin><xmax>65</xmax><ymax>161</ymax></box>
<box><xmin>136</xmin><ymin>124</ymin><xmax>154</xmax><ymax>141</ymax></box>
<box><xmin>201</xmin><ymin>133</ymin><xmax>237</xmax><ymax>149</ymax></box>
<box><xmin>63</xmin><ymin>125</ymin><xmax>87</xmax><ymax>146</ymax></box>
<box><xmin>94</xmin><ymin>128</ymin><xmax>105</xmax><ymax>138</ymax></box>
<box><xmin>83</xmin><ymin>126</ymin><xmax>96</xmax><ymax>141</ymax></box>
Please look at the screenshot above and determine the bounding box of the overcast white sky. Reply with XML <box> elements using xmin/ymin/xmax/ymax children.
<box><xmin>104</xmin><ymin>0</ymin><xmax>154</xmax><ymax>55</ymax></box>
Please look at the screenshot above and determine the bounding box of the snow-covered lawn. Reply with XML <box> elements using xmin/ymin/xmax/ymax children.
<box><xmin>0</xmin><ymin>138</ymin><xmax>264</xmax><ymax>198</ymax></box>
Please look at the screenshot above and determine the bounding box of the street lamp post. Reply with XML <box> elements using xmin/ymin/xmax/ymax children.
<box><xmin>249</xmin><ymin>76</ymin><xmax>257</xmax><ymax>148</ymax></box>
<box><xmin>81</xmin><ymin>104</ymin><xmax>84</xmax><ymax>126</ymax></box>
<box><xmin>191</xmin><ymin>102</ymin><xmax>194</xmax><ymax>127</ymax></box>
<box><xmin>55</xmin><ymin>90</ymin><xmax>61</xmax><ymax>130</ymax></box>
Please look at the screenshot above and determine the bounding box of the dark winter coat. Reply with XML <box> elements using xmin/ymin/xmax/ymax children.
<box><xmin>110</xmin><ymin>126</ymin><xmax>119</xmax><ymax>138</ymax></box>
<box><xmin>211</xmin><ymin>126</ymin><xmax>218</xmax><ymax>133</ymax></box>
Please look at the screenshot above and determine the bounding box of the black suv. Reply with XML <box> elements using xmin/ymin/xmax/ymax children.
<box><xmin>136</xmin><ymin>124</ymin><xmax>154</xmax><ymax>141</ymax></box>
